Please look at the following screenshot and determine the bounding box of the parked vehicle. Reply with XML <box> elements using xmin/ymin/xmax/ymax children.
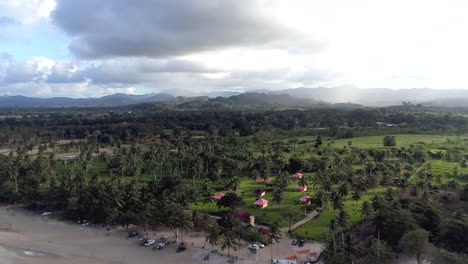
<box><xmin>139</xmin><ymin>237</ymin><xmax>148</xmax><ymax>246</ymax></box>
<box><xmin>176</xmin><ymin>244</ymin><xmax>187</xmax><ymax>252</ymax></box>
<box><xmin>248</xmin><ymin>244</ymin><xmax>259</xmax><ymax>250</ymax></box>
<box><xmin>157</xmin><ymin>242</ymin><xmax>166</xmax><ymax>249</ymax></box>
<box><xmin>254</xmin><ymin>242</ymin><xmax>265</xmax><ymax>248</ymax></box>
<box><xmin>291</xmin><ymin>239</ymin><xmax>298</xmax><ymax>245</ymax></box>
<box><xmin>127</xmin><ymin>231</ymin><xmax>138</xmax><ymax>238</ymax></box>
<box><xmin>298</xmin><ymin>240</ymin><xmax>305</xmax><ymax>247</ymax></box>
<box><xmin>144</xmin><ymin>239</ymin><xmax>155</xmax><ymax>247</ymax></box>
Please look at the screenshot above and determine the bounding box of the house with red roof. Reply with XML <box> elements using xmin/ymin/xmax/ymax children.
<box><xmin>299</xmin><ymin>194</ymin><xmax>312</xmax><ymax>204</ymax></box>
<box><xmin>258</xmin><ymin>227</ymin><xmax>269</xmax><ymax>236</ymax></box>
<box><xmin>213</xmin><ymin>193</ymin><xmax>225</xmax><ymax>199</ymax></box>
<box><xmin>253</xmin><ymin>198</ymin><xmax>269</xmax><ymax>209</ymax></box>
<box><xmin>292</xmin><ymin>173</ymin><xmax>303</xmax><ymax>179</ymax></box>
<box><xmin>260</xmin><ymin>178</ymin><xmax>272</xmax><ymax>184</ymax></box>
<box><xmin>253</xmin><ymin>188</ymin><xmax>266</xmax><ymax>197</ymax></box>
<box><xmin>296</xmin><ymin>185</ymin><xmax>308</xmax><ymax>192</ymax></box>
<box><xmin>233</xmin><ymin>210</ymin><xmax>255</xmax><ymax>225</ymax></box>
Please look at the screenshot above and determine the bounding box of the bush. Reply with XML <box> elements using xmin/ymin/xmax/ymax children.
<box><xmin>241</xmin><ymin>227</ymin><xmax>265</xmax><ymax>243</ymax></box>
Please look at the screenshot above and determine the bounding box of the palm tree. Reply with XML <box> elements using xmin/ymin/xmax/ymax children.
<box><xmin>331</xmin><ymin>192</ymin><xmax>344</xmax><ymax>211</ymax></box>
<box><xmin>205</xmin><ymin>225</ymin><xmax>221</xmax><ymax>252</ymax></box>
<box><xmin>221</xmin><ymin>230</ymin><xmax>239</xmax><ymax>257</ymax></box>
<box><xmin>314</xmin><ymin>190</ymin><xmax>328</xmax><ymax>210</ymax></box>
<box><xmin>228</xmin><ymin>176</ymin><xmax>241</xmax><ymax>192</ymax></box>
<box><xmin>329</xmin><ymin>219</ymin><xmax>337</xmax><ymax>253</ymax></box>
<box><xmin>268</xmin><ymin>224</ymin><xmax>282</xmax><ymax>261</ymax></box>
<box><xmin>298</xmin><ymin>174</ymin><xmax>308</xmax><ymax>188</ymax></box>
<box><xmin>173</xmin><ymin>211</ymin><xmax>193</xmax><ymax>244</ymax></box>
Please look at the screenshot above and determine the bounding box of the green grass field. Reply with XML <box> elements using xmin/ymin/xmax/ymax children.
<box><xmin>333</xmin><ymin>134</ymin><xmax>468</xmax><ymax>149</ymax></box>
<box><xmin>293</xmin><ymin>188</ymin><xmax>386</xmax><ymax>242</ymax></box>
<box><xmin>431</xmin><ymin>160</ymin><xmax>468</xmax><ymax>177</ymax></box>
<box><xmin>191</xmin><ymin>177</ymin><xmax>314</xmax><ymax>227</ymax></box>
<box><xmin>279</xmin><ymin>134</ymin><xmax>468</xmax><ymax>149</ymax></box>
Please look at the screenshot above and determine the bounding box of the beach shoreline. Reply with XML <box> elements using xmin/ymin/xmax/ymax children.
<box><xmin>0</xmin><ymin>206</ymin><xmax>324</xmax><ymax>264</ymax></box>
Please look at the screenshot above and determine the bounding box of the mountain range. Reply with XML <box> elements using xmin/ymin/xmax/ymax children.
<box><xmin>1</xmin><ymin>86</ymin><xmax>468</xmax><ymax>107</ymax></box>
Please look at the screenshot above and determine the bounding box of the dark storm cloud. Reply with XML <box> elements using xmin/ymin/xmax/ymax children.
<box><xmin>52</xmin><ymin>0</ymin><xmax>295</xmax><ymax>59</ymax></box>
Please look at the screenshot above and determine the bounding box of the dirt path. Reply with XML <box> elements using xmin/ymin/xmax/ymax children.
<box><xmin>281</xmin><ymin>210</ymin><xmax>319</xmax><ymax>232</ymax></box>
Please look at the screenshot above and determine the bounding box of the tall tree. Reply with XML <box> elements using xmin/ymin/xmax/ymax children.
<box><xmin>399</xmin><ymin>229</ymin><xmax>431</xmax><ymax>264</ymax></box>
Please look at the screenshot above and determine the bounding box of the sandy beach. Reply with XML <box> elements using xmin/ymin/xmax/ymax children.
<box><xmin>0</xmin><ymin>206</ymin><xmax>324</xmax><ymax>264</ymax></box>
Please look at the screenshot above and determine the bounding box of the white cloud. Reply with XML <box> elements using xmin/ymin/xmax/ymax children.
<box><xmin>0</xmin><ymin>0</ymin><xmax>56</xmax><ymax>24</ymax></box>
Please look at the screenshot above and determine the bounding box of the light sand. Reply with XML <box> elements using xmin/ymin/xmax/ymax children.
<box><xmin>0</xmin><ymin>207</ymin><xmax>324</xmax><ymax>264</ymax></box>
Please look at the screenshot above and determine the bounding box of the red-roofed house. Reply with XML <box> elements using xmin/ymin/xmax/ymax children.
<box><xmin>253</xmin><ymin>188</ymin><xmax>266</xmax><ymax>197</ymax></box>
<box><xmin>299</xmin><ymin>194</ymin><xmax>312</xmax><ymax>204</ymax></box>
<box><xmin>233</xmin><ymin>210</ymin><xmax>255</xmax><ymax>225</ymax></box>
<box><xmin>292</xmin><ymin>173</ymin><xmax>303</xmax><ymax>179</ymax></box>
<box><xmin>295</xmin><ymin>249</ymin><xmax>311</xmax><ymax>255</ymax></box>
<box><xmin>253</xmin><ymin>198</ymin><xmax>269</xmax><ymax>209</ymax></box>
<box><xmin>309</xmin><ymin>252</ymin><xmax>318</xmax><ymax>262</ymax></box>
<box><xmin>258</xmin><ymin>227</ymin><xmax>269</xmax><ymax>236</ymax></box>
<box><xmin>296</xmin><ymin>185</ymin><xmax>308</xmax><ymax>192</ymax></box>
<box><xmin>213</xmin><ymin>193</ymin><xmax>225</xmax><ymax>199</ymax></box>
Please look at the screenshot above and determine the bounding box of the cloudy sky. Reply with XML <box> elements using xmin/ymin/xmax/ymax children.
<box><xmin>1</xmin><ymin>0</ymin><xmax>468</xmax><ymax>97</ymax></box>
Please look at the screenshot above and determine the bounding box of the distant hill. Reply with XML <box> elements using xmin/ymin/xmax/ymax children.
<box><xmin>421</xmin><ymin>98</ymin><xmax>468</xmax><ymax>107</ymax></box>
<box><xmin>210</xmin><ymin>92</ymin><xmax>325</xmax><ymax>106</ymax></box>
<box><xmin>1</xmin><ymin>86</ymin><xmax>468</xmax><ymax>108</ymax></box>
<box><xmin>269</xmin><ymin>86</ymin><xmax>468</xmax><ymax>106</ymax></box>
<box><xmin>0</xmin><ymin>93</ymin><xmax>174</xmax><ymax>107</ymax></box>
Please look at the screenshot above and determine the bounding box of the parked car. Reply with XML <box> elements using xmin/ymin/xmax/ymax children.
<box><xmin>291</xmin><ymin>239</ymin><xmax>298</xmax><ymax>245</ymax></box>
<box><xmin>127</xmin><ymin>231</ymin><xmax>138</xmax><ymax>238</ymax></box>
<box><xmin>254</xmin><ymin>242</ymin><xmax>265</xmax><ymax>248</ymax></box>
<box><xmin>298</xmin><ymin>240</ymin><xmax>305</xmax><ymax>247</ymax></box>
<box><xmin>248</xmin><ymin>244</ymin><xmax>260</xmax><ymax>250</ymax></box>
<box><xmin>157</xmin><ymin>242</ymin><xmax>166</xmax><ymax>250</ymax></box>
<box><xmin>139</xmin><ymin>237</ymin><xmax>148</xmax><ymax>246</ymax></box>
<box><xmin>176</xmin><ymin>244</ymin><xmax>187</xmax><ymax>252</ymax></box>
<box><xmin>144</xmin><ymin>239</ymin><xmax>155</xmax><ymax>247</ymax></box>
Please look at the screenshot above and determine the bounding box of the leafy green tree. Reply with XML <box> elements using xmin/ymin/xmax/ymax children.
<box><xmin>217</xmin><ymin>192</ymin><xmax>244</xmax><ymax>212</ymax></box>
<box><xmin>377</xmin><ymin>209</ymin><xmax>419</xmax><ymax>245</ymax></box>
<box><xmin>438</xmin><ymin>219</ymin><xmax>468</xmax><ymax>253</ymax></box>
<box><xmin>314</xmin><ymin>134</ymin><xmax>324</xmax><ymax>148</ymax></box>
<box><xmin>399</xmin><ymin>229</ymin><xmax>431</xmax><ymax>264</ymax></box>
<box><xmin>325</xmin><ymin>253</ymin><xmax>349</xmax><ymax>264</ymax></box>
<box><xmin>272</xmin><ymin>186</ymin><xmax>284</xmax><ymax>204</ymax></box>
<box><xmin>361</xmin><ymin>239</ymin><xmax>396</xmax><ymax>264</ymax></box>
<box><xmin>361</xmin><ymin>201</ymin><xmax>374</xmax><ymax>219</ymax></box>
<box><xmin>383</xmin><ymin>136</ymin><xmax>396</xmax><ymax>147</ymax></box>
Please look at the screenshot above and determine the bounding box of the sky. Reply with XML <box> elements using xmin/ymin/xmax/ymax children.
<box><xmin>1</xmin><ymin>0</ymin><xmax>468</xmax><ymax>98</ymax></box>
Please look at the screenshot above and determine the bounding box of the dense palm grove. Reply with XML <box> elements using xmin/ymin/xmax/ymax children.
<box><xmin>0</xmin><ymin>105</ymin><xmax>468</xmax><ymax>263</ymax></box>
